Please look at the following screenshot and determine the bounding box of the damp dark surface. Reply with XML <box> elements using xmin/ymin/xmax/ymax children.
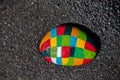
<box><xmin>0</xmin><ymin>0</ymin><xmax>119</xmax><ymax>80</ymax></box>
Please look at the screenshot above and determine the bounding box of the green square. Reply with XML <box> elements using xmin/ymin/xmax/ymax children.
<box><xmin>57</xmin><ymin>36</ymin><xmax>62</xmax><ymax>46</ymax></box>
<box><xmin>78</xmin><ymin>30</ymin><xmax>87</xmax><ymax>41</ymax></box>
<box><xmin>66</xmin><ymin>57</ymin><xmax>74</xmax><ymax>66</ymax></box>
<box><xmin>62</xmin><ymin>35</ymin><xmax>70</xmax><ymax>46</ymax></box>
<box><xmin>84</xmin><ymin>49</ymin><xmax>96</xmax><ymax>59</ymax></box>
<box><xmin>74</xmin><ymin>47</ymin><xmax>84</xmax><ymax>58</ymax></box>
<box><xmin>50</xmin><ymin>47</ymin><xmax>57</xmax><ymax>58</ymax></box>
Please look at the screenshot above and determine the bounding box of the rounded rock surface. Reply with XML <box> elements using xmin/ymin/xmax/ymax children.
<box><xmin>39</xmin><ymin>24</ymin><xmax>97</xmax><ymax>66</ymax></box>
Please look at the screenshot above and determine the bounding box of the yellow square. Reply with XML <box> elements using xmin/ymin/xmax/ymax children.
<box><xmin>62</xmin><ymin>58</ymin><xmax>68</xmax><ymax>65</ymax></box>
<box><xmin>40</xmin><ymin>31</ymin><xmax>50</xmax><ymax>47</ymax></box>
<box><xmin>71</xmin><ymin>27</ymin><xmax>79</xmax><ymax>37</ymax></box>
<box><xmin>73</xmin><ymin>58</ymin><xmax>83</xmax><ymax>66</ymax></box>
<box><xmin>50</xmin><ymin>37</ymin><xmax>57</xmax><ymax>47</ymax></box>
<box><xmin>76</xmin><ymin>38</ymin><xmax>85</xmax><ymax>48</ymax></box>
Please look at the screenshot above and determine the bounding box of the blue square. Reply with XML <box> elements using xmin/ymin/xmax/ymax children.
<box><xmin>51</xmin><ymin>28</ymin><xmax>57</xmax><ymax>37</ymax></box>
<box><xmin>56</xmin><ymin>57</ymin><xmax>62</xmax><ymax>65</ymax></box>
<box><xmin>70</xmin><ymin>36</ymin><xmax>77</xmax><ymax>47</ymax></box>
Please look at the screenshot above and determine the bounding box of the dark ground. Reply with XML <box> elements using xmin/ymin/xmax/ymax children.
<box><xmin>0</xmin><ymin>0</ymin><xmax>120</xmax><ymax>80</ymax></box>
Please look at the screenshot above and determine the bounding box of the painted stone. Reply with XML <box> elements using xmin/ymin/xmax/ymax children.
<box><xmin>39</xmin><ymin>24</ymin><xmax>97</xmax><ymax>66</ymax></box>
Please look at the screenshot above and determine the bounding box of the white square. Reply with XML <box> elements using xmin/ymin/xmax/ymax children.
<box><xmin>52</xmin><ymin>58</ymin><xmax>56</xmax><ymax>64</ymax></box>
<box><xmin>57</xmin><ymin>47</ymin><xmax>62</xmax><ymax>57</ymax></box>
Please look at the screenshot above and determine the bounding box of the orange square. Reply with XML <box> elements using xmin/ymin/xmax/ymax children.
<box><xmin>73</xmin><ymin>58</ymin><xmax>83</xmax><ymax>66</ymax></box>
<box><xmin>76</xmin><ymin>38</ymin><xmax>85</xmax><ymax>49</ymax></box>
<box><xmin>62</xmin><ymin>58</ymin><xmax>68</xmax><ymax>65</ymax></box>
<box><xmin>71</xmin><ymin>27</ymin><xmax>79</xmax><ymax>37</ymax></box>
<box><xmin>40</xmin><ymin>31</ymin><xmax>50</xmax><ymax>47</ymax></box>
<box><xmin>50</xmin><ymin>37</ymin><xmax>57</xmax><ymax>47</ymax></box>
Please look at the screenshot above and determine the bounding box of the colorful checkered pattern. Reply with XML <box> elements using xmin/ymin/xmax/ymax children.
<box><xmin>39</xmin><ymin>24</ymin><xmax>97</xmax><ymax>66</ymax></box>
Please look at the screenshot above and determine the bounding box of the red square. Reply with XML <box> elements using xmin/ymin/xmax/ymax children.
<box><xmin>57</xmin><ymin>25</ymin><xmax>66</xmax><ymax>36</ymax></box>
<box><xmin>85</xmin><ymin>41</ymin><xmax>96</xmax><ymax>52</ymax></box>
<box><xmin>44</xmin><ymin>57</ymin><xmax>52</xmax><ymax>63</ymax></box>
<box><xmin>62</xmin><ymin>46</ymin><xmax>70</xmax><ymax>58</ymax></box>
<box><xmin>40</xmin><ymin>39</ymin><xmax>50</xmax><ymax>52</ymax></box>
<box><xmin>83</xmin><ymin>59</ymin><xmax>92</xmax><ymax>64</ymax></box>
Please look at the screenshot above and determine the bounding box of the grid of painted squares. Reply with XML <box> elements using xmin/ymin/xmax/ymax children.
<box><xmin>40</xmin><ymin>25</ymin><xmax>97</xmax><ymax>66</ymax></box>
